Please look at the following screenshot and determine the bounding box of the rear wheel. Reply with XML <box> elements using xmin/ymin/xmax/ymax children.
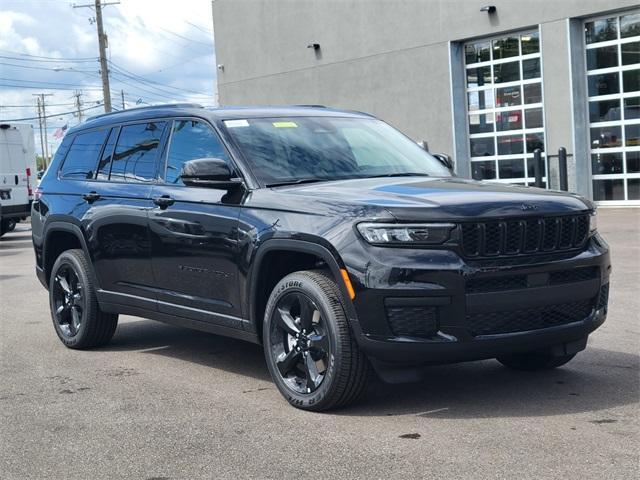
<box><xmin>263</xmin><ymin>270</ymin><xmax>370</xmax><ymax>411</ymax></box>
<box><xmin>497</xmin><ymin>352</ymin><xmax>576</xmax><ymax>371</ymax></box>
<box><xmin>0</xmin><ymin>218</ymin><xmax>15</xmax><ymax>236</ymax></box>
<box><xmin>49</xmin><ymin>249</ymin><xmax>118</xmax><ymax>349</ymax></box>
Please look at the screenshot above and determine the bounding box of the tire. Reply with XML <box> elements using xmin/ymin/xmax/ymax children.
<box><xmin>49</xmin><ymin>249</ymin><xmax>118</xmax><ymax>349</ymax></box>
<box><xmin>497</xmin><ymin>352</ymin><xmax>576</xmax><ymax>371</ymax></box>
<box><xmin>263</xmin><ymin>270</ymin><xmax>370</xmax><ymax>411</ymax></box>
<box><xmin>0</xmin><ymin>218</ymin><xmax>15</xmax><ymax>236</ymax></box>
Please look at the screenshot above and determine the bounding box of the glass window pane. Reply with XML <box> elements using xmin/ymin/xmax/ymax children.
<box><xmin>165</xmin><ymin>120</ymin><xmax>231</xmax><ymax>185</ymax></box>
<box><xmin>590</xmin><ymin>125</ymin><xmax>623</xmax><ymax>148</ymax></box>
<box><xmin>526</xmin><ymin>157</ymin><xmax>547</xmax><ymax>179</ymax></box>
<box><xmin>621</xmin><ymin>41</ymin><xmax>640</xmax><ymax>65</ymax></box>
<box><xmin>624</xmin><ymin>97</ymin><xmax>640</xmax><ymax>119</ymax></box>
<box><xmin>467</xmin><ymin>90</ymin><xmax>494</xmax><ymax>111</ymax></box>
<box><xmin>628</xmin><ymin>179</ymin><xmax>640</xmax><ymax>200</ymax></box>
<box><xmin>495</xmin><ymin>85</ymin><xmax>521</xmax><ymax>107</ymax></box>
<box><xmin>526</xmin><ymin>132</ymin><xmax>545</xmax><ymax>153</ymax></box>
<box><xmin>470</xmin><ymin>137</ymin><xmax>495</xmax><ymax>156</ymax></box>
<box><xmin>523</xmin><ymin>83</ymin><xmax>542</xmax><ymax>104</ymax></box>
<box><xmin>521</xmin><ymin>32</ymin><xmax>539</xmax><ymax>55</ymax></box>
<box><xmin>593</xmin><ymin>179</ymin><xmax>624</xmax><ymax>200</ymax></box>
<box><xmin>496</xmin><ymin>110</ymin><xmax>522</xmax><ymax>131</ymax></box>
<box><xmin>472</xmin><ymin>160</ymin><xmax>496</xmax><ymax>180</ymax></box>
<box><xmin>110</xmin><ymin>122</ymin><xmax>166</xmax><ymax>183</ymax></box>
<box><xmin>525</xmin><ymin>108</ymin><xmax>544</xmax><ymax>129</ymax></box>
<box><xmin>60</xmin><ymin>129</ymin><xmax>108</xmax><ymax>179</ymax></box>
<box><xmin>497</xmin><ymin>134</ymin><xmax>524</xmax><ymax>155</ymax></box>
<box><xmin>498</xmin><ymin>158</ymin><xmax>525</xmax><ymax>178</ymax></box>
<box><xmin>623</xmin><ymin>69</ymin><xmax>640</xmax><ymax>92</ymax></box>
<box><xmin>492</xmin><ymin>36</ymin><xmax>519</xmax><ymax>60</ymax></box>
<box><xmin>620</xmin><ymin>12</ymin><xmax>640</xmax><ymax>39</ymax></box>
<box><xmin>626</xmin><ymin>123</ymin><xmax>640</xmax><ymax>146</ymax></box>
<box><xmin>465</xmin><ymin>41</ymin><xmax>491</xmax><ymax>64</ymax></box>
<box><xmin>96</xmin><ymin>128</ymin><xmax>118</xmax><ymax>180</ymax></box>
<box><xmin>585</xmin><ymin>18</ymin><xmax>618</xmax><ymax>44</ymax></box>
<box><xmin>627</xmin><ymin>151</ymin><xmax>640</xmax><ymax>172</ymax></box>
<box><xmin>469</xmin><ymin>113</ymin><xmax>495</xmax><ymax>134</ymax></box>
<box><xmin>591</xmin><ymin>152</ymin><xmax>623</xmax><ymax>174</ymax></box>
<box><xmin>588</xmin><ymin>72</ymin><xmax>620</xmax><ymax>96</ymax></box>
<box><xmin>522</xmin><ymin>58</ymin><xmax>541</xmax><ymax>79</ymax></box>
<box><xmin>589</xmin><ymin>99</ymin><xmax>621</xmax><ymax>122</ymax></box>
<box><xmin>586</xmin><ymin>45</ymin><xmax>619</xmax><ymax>70</ymax></box>
<box><xmin>494</xmin><ymin>61</ymin><xmax>519</xmax><ymax>83</ymax></box>
<box><xmin>467</xmin><ymin>66</ymin><xmax>491</xmax><ymax>87</ymax></box>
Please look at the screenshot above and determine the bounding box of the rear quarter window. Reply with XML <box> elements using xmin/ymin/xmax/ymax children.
<box><xmin>59</xmin><ymin>129</ymin><xmax>109</xmax><ymax>179</ymax></box>
<box><xmin>109</xmin><ymin>121</ymin><xmax>166</xmax><ymax>183</ymax></box>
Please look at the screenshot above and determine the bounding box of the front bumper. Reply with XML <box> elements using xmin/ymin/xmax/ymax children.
<box><xmin>346</xmin><ymin>234</ymin><xmax>611</xmax><ymax>370</ymax></box>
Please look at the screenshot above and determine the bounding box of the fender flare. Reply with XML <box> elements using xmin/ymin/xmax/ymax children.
<box><xmin>43</xmin><ymin>221</ymin><xmax>100</xmax><ymax>289</ymax></box>
<box><xmin>248</xmin><ymin>238</ymin><xmax>358</xmax><ymax>330</ymax></box>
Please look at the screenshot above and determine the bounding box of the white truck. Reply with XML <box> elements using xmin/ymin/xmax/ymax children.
<box><xmin>0</xmin><ymin>123</ymin><xmax>38</xmax><ymax>236</ymax></box>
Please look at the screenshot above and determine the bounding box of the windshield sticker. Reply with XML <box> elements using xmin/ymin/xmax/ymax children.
<box><xmin>272</xmin><ymin>121</ymin><xmax>298</xmax><ymax>128</ymax></box>
<box><xmin>224</xmin><ymin>119</ymin><xmax>249</xmax><ymax>128</ymax></box>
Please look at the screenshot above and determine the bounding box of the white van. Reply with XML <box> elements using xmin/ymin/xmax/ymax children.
<box><xmin>0</xmin><ymin>123</ymin><xmax>37</xmax><ymax>236</ymax></box>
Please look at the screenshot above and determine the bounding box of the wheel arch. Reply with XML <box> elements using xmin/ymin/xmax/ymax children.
<box><xmin>248</xmin><ymin>239</ymin><xmax>358</xmax><ymax>342</ymax></box>
<box><xmin>43</xmin><ymin>222</ymin><xmax>98</xmax><ymax>289</ymax></box>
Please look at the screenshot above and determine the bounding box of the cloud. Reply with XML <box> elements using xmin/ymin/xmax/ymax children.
<box><xmin>0</xmin><ymin>0</ymin><xmax>217</xmax><ymax>154</ymax></box>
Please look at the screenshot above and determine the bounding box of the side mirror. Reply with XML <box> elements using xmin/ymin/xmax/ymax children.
<box><xmin>180</xmin><ymin>157</ymin><xmax>242</xmax><ymax>189</ymax></box>
<box><xmin>432</xmin><ymin>153</ymin><xmax>454</xmax><ymax>172</ymax></box>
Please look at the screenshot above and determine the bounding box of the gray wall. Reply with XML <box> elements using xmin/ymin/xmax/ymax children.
<box><xmin>213</xmin><ymin>0</ymin><xmax>639</xmax><ymax>194</ymax></box>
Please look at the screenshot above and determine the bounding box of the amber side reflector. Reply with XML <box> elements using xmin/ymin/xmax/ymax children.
<box><xmin>340</xmin><ymin>268</ymin><xmax>356</xmax><ymax>300</ymax></box>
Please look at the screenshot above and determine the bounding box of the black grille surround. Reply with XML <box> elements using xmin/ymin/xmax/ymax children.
<box><xmin>461</xmin><ymin>214</ymin><xmax>590</xmax><ymax>258</ymax></box>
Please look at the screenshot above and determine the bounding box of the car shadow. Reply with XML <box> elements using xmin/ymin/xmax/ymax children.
<box><xmin>0</xmin><ymin>234</ymin><xmax>32</xmax><ymax>242</ymax></box>
<box><xmin>107</xmin><ymin>319</ymin><xmax>639</xmax><ymax>418</ymax></box>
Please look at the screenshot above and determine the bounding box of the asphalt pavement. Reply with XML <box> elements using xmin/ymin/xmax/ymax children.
<box><xmin>1</xmin><ymin>209</ymin><xmax>638</xmax><ymax>479</ymax></box>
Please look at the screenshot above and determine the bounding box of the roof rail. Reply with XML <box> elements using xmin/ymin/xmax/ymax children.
<box><xmin>293</xmin><ymin>104</ymin><xmax>327</xmax><ymax>108</ymax></box>
<box><xmin>86</xmin><ymin>103</ymin><xmax>203</xmax><ymax>122</ymax></box>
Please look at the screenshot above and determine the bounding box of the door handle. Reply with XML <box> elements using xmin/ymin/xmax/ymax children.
<box><xmin>82</xmin><ymin>191</ymin><xmax>100</xmax><ymax>203</ymax></box>
<box><xmin>153</xmin><ymin>195</ymin><xmax>175</xmax><ymax>209</ymax></box>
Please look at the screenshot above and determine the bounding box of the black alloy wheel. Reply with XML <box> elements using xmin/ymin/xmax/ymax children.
<box><xmin>51</xmin><ymin>264</ymin><xmax>85</xmax><ymax>338</ymax></box>
<box><xmin>263</xmin><ymin>270</ymin><xmax>370</xmax><ymax>411</ymax></box>
<box><xmin>270</xmin><ymin>292</ymin><xmax>331</xmax><ymax>394</ymax></box>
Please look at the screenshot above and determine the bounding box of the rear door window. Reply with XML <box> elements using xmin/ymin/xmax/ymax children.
<box><xmin>109</xmin><ymin>121</ymin><xmax>166</xmax><ymax>182</ymax></box>
<box><xmin>95</xmin><ymin>127</ymin><xmax>119</xmax><ymax>181</ymax></box>
<box><xmin>60</xmin><ymin>129</ymin><xmax>109</xmax><ymax>179</ymax></box>
<box><xmin>164</xmin><ymin>119</ymin><xmax>232</xmax><ymax>185</ymax></box>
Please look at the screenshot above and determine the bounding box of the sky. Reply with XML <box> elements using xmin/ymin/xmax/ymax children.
<box><xmin>0</xmin><ymin>0</ymin><xmax>217</xmax><ymax>158</ymax></box>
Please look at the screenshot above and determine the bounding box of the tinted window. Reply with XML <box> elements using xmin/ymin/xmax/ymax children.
<box><xmin>165</xmin><ymin>120</ymin><xmax>231</xmax><ymax>185</ymax></box>
<box><xmin>60</xmin><ymin>129</ymin><xmax>108</xmax><ymax>179</ymax></box>
<box><xmin>96</xmin><ymin>127</ymin><xmax>118</xmax><ymax>181</ymax></box>
<box><xmin>110</xmin><ymin>122</ymin><xmax>166</xmax><ymax>182</ymax></box>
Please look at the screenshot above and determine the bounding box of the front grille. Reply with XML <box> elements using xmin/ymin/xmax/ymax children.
<box><xmin>467</xmin><ymin>266</ymin><xmax>599</xmax><ymax>294</ymax></box>
<box><xmin>461</xmin><ymin>214</ymin><xmax>590</xmax><ymax>258</ymax></box>
<box><xmin>386</xmin><ymin>306</ymin><xmax>438</xmax><ymax>338</ymax></box>
<box><xmin>467</xmin><ymin>299</ymin><xmax>594</xmax><ymax>336</ymax></box>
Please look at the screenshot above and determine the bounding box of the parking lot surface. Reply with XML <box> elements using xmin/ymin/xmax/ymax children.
<box><xmin>1</xmin><ymin>209</ymin><xmax>638</xmax><ymax>479</ymax></box>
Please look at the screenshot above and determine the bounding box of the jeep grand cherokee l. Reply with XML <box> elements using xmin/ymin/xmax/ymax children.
<box><xmin>31</xmin><ymin>104</ymin><xmax>611</xmax><ymax>411</ymax></box>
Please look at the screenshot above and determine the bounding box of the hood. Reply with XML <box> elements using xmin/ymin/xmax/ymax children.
<box><xmin>269</xmin><ymin>176</ymin><xmax>592</xmax><ymax>221</ymax></box>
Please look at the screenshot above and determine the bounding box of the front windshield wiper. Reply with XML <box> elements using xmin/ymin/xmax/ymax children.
<box><xmin>364</xmin><ymin>172</ymin><xmax>430</xmax><ymax>179</ymax></box>
<box><xmin>265</xmin><ymin>178</ymin><xmax>328</xmax><ymax>188</ymax></box>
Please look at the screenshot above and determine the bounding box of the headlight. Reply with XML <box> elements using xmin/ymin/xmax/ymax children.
<box><xmin>590</xmin><ymin>210</ymin><xmax>598</xmax><ymax>234</ymax></box>
<box><xmin>357</xmin><ymin>223</ymin><xmax>454</xmax><ymax>245</ymax></box>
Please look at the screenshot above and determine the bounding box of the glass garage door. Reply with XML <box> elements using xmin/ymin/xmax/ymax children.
<box><xmin>586</xmin><ymin>11</ymin><xmax>640</xmax><ymax>204</ymax></box>
<box><xmin>464</xmin><ymin>30</ymin><xmax>546</xmax><ymax>186</ymax></box>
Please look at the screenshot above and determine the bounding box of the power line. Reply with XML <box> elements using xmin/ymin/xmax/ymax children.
<box><xmin>0</xmin><ymin>61</ymin><xmax>97</xmax><ymax>73</ymax></box>
<box><xmin>0</xmin><ymin>103</ymin><xmax>103</xmax><ymax>122</ymax></box>
<box><xmin>108</xmin><ymin>61</ymin><xmax>212</xmax><ymax>97</ymax></box>
<box><xmin>0</xmin><ymin>77</ymin><xmax>102</xmax><ymax>88</ymax></box>
<box><xmin>0</xmin><ymin>49</ymin><xmax>99</xmax><ymax>61</ymax></box>
<box><xmin>0</xmin><ymin>82</ymin><xmax>102</xmax><ymax>91</ymax></box>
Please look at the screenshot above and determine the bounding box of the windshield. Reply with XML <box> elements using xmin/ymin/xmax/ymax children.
<box><xmin>222</xmin><ymin>116</ymin><xmax>451</xmax><ymax>186</ymax></box>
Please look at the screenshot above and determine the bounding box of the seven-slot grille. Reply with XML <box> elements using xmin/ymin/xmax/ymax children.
<box><xmin>461</xmin><ymin>214</ymin><xmax>590</xmax><ymax>258</ymax></box>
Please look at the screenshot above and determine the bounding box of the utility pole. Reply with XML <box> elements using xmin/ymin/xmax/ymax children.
<box><xmin>73</xmin><ymin>0</ymin><xmax>120</xmax><ymax>113</ymax></box>
<box><xmin>33</xmin><ymin>93</ymin><xmax>53</xmax><ymax>168</ymax></box>
<box><xmin>121</xmin><ymin>89</ymin><xmax>125</xmax><ymax>110</ymax></box>
<box><xmin>34</xmin><ymin>98</ymin><xmax>46</xmax><ymax>170</ymax></box>
<box><xmin>73</xmin><ymin>90</ymin><xmax>84</xmax><ymax>123</ymax></box>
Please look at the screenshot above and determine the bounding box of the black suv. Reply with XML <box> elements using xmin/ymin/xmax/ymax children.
<box><xmin>32</xmin><ymin>104</ymin><xmax>611</xmax><ymax>411</ymax></box>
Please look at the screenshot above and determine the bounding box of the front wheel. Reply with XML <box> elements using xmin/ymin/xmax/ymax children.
<box><xmin>49</xmin><ymin>249</ymin><xmax>118</xmax><ymax>349</ymax></box>
<box><xmin>263</xmin><ymin>270</ymin><xmax>370</xmax><ymax>411</ymax></box>
<box><xmin>497</xmin><ymin>352</ymin><xmax>576</xmax><ymax>371</ymax></box>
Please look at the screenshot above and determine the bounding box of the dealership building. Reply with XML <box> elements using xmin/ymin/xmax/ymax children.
<box><xmin>213</xmin><ymin>1</ymin><xmax>640</xmax><ymax>205</ymax></box>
